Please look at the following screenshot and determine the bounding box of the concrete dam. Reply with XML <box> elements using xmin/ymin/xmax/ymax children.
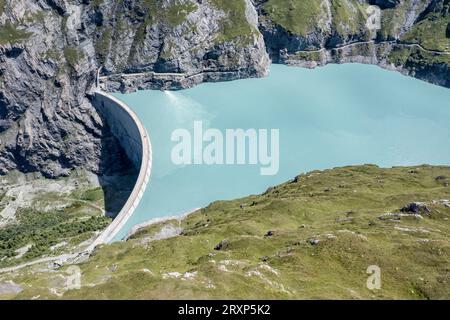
<box><xmin>88</xmin><ymin>90</ymin><xmax>152</xmax><ymax>248</ymax></box>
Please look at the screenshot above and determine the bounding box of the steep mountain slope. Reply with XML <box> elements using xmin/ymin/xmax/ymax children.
<box><xmin>258</xmin><ymin>0</ymin><xmax>450</xmax><ymax>87</ymax></box>
<box><xmin>91</xmin><ymin>0</ymin><xmax>270</xmax><ymax>91</ymax></box>
<box><xmin>0</xmin><ymin>0</ymin><xmax>269</xmax><ymax>178</ymax></box>
<box><xmin>0</xmin><ymin>0</ymin><xmax>133</xmax><ymax>178</ymax></box>
<box><xmin>1</xmin><ymin>165</ymin><xmax>449</xmax><ymax>299</ymax></box>
<box><xmin>0</xmin><ymin>169</ymin><xmax>138</xmax><ymax>268</ymax></box>
<box><xmin>0</xmin><ymin>0</ymin><xmax>449</xmax><ymax>177</ymax></box>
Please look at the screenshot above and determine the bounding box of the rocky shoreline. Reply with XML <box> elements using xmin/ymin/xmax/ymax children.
<box><xmin>99</xmin><ymin>63</ymin><xmax>270</xmax><ymax>92</ymax></box>
<box><xmin>100</xmin><ymin>0</ymin><xmax>450</xmax><ymax>93</ymax></box>
<box><xmin>99</xmin><ymin>41</ymin><xmax>449</xmax><ymax>93</ymax></box>
<box><xmin>0</xmin><ymin>0</ymin><xmax>449</xmax><ymax>177</ymax></box>
<box><xmin>281</xmin><ymin>41</ymin><xmax>450</xmax><ymax>88</ymax></box>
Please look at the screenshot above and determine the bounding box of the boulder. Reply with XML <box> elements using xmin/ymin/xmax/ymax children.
<box><xmin>214</xmin><ymin>240</ymin><xmax>230</xmax><ymax>251</ymax></box>
<box><xmin>401</xmin><ymin>202</ymin><xmax>430</xmax><ymax>214</ymax></box>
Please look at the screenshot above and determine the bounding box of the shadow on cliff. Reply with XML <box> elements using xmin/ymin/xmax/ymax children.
<box><xmin>96</xmin><ymin>117</ymin><xmax>139</xmax><ymax>219</ymax></box>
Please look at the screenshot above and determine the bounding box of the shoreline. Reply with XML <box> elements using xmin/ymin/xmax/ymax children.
<box><xmin>1</xmin><ymin>164</ymin><xmax>449</xmax><ymax>273</ymax></box>
<box><xmin>103</xmin><ymin>59</ymin><xmax>449</xmax><ymax>241</ymax></box>
<box><xmin>124</xmin><ymin>207</ymin><xmax>202</xmax><ymax>241</ymax></box>
<box><xmin>98</xmin><ymin>41</ymin><xmax>450</xmax><ymax>94</ymax></box>
<box><xmin>87</xmin><ymin>91</ymin><xmax>153</xmax><ymax>249</ymax></box>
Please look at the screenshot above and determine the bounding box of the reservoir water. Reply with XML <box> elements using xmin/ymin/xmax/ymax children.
<box><xmin>113</xmin><ymin>63</ymin><xmax>450</xmax><ymax>240</ymax></box>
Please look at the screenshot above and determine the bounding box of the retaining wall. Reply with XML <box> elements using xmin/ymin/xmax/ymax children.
<box><xmin>88</xmin><ymin>90</ymin><xmax>152</xmax><ymax>248</ymax></box>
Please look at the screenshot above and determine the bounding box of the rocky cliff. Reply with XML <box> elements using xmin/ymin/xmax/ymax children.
<box><xmin>0</xmin><ymin>0</ymin><xmax>134</xmax><ymax>178</ymax></box>
<box><xmin>0</xmin><ymin>0</ymin><xmax>449</xmax><ymax>178</ymax></box>
<box><xmin>0</xmin><ymin>0</ymin><xmax>270</xmax><ymax>178</ymax></box>
<box><xmin>93</xmin><ymin>0</ymin><xmax>270</xmax><ymax>91</ymax></box>
<box><xmin>258</xmin><ymin>0</ymin><xmax>449</xmax><ymax>87</ymax></box>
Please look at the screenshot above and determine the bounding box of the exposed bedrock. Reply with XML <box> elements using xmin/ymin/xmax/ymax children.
<box><xmin>257</xmin><ymin>0</ymin><xmax>449</xmax><ymax>87</ymax></box>
<box><xmin>0</xmin><ymin>0</ymin><xmax>449</xmax><ymax>178</ymax></box>
<box><xmin>0</xmin><ymin>0</ymin><xmax>270</xmax><ymax>177</ymax></box>
<box><xmin>94</xmin><ymin>0</ymin><xmax>270</xmax><ymax>91</ymax></box>
<box><xmin>0</xmin><ymin>0</ymin><xmax>135</xmax><ymax>178</ymax></box>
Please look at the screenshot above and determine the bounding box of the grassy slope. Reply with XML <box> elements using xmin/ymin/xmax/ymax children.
<box><xmin>262</xmin><ymin>0</ymin><xmax>370</xmax><ymax>37</ymax></box>
<box><xmin>261</xmin><ymin>0</ymin><xmax>449</xmax><ymax>72</ymax></box>
<box><xmin>262</xmin><ymin>1</ymin><xmax>449</xmax><ymax>51</ymax></box>
<box><xmin>330</xmin><ymin>0</ymin><xmax>369</xmax><ymax>37</ymax></box>
<box><xmin>401</xmin><ymin>13</ymin><xmax>450</xmax><ymax>52</ymax></box>
<box><xmin>3</xmin><ymin>165</ymin><xmax>449</xmax><ymax>299</ymax></box>
<box><xmin>262</xmin><ymin>0</ymin><xmax>326</xmax><ymax>36</ymax></box>
<box><xmin>0</xmin><ymin>22</ymin><xmax>32</xmax><ymax>45</ymax></box>
<box><xmin>388</xmin><ymin>10</ymin><xmax>450</xmax><ymax>67</ymax></box>
<box><xmin>209</xmin><ymin>0</ymin><xmax>256</xmax><ymax>45</ymax></box>
<box><xmin>0</xmin><ymin>0</ymin><xmax>5</xmax><ymax>16</ymax></box>
<box><xmin>96</xmin><ymin>0</ymin><xmax>256</xmax><ymax>64</ymax></box>
<box><xmin>0</xmin><ymin>172</ymin><xmax>111</xmax><ymax>268</ymax></box>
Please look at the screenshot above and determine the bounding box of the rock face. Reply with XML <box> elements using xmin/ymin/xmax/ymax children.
<box><xmin>0</xmin><ymin>0</ymin><xmax>270</xmax><ymax>177</ymax></box>
<box><xmin>0</xmin><ymin>0</ymin><xmax>134</xmax><ymax>177</ymax></box>
<box><xmin>0</xmin><ymin>0</ymin><xmax>449</xmax><ymax>177</ymax></box>
<box><xmin>94</xmin><ymin>0</ymin><xmax>270</xmax><ymax>91</ymax></box>
<box><xmin>257</xmin><ymin>0</ymin><xmax>450</xmax><ymax>87</ymax></box>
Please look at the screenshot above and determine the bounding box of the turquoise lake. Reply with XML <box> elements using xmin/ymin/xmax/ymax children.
<box><xmin>113</xmin><ymin>63</ymin><xmax>450</xmax><ymax>240</ymax></box>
